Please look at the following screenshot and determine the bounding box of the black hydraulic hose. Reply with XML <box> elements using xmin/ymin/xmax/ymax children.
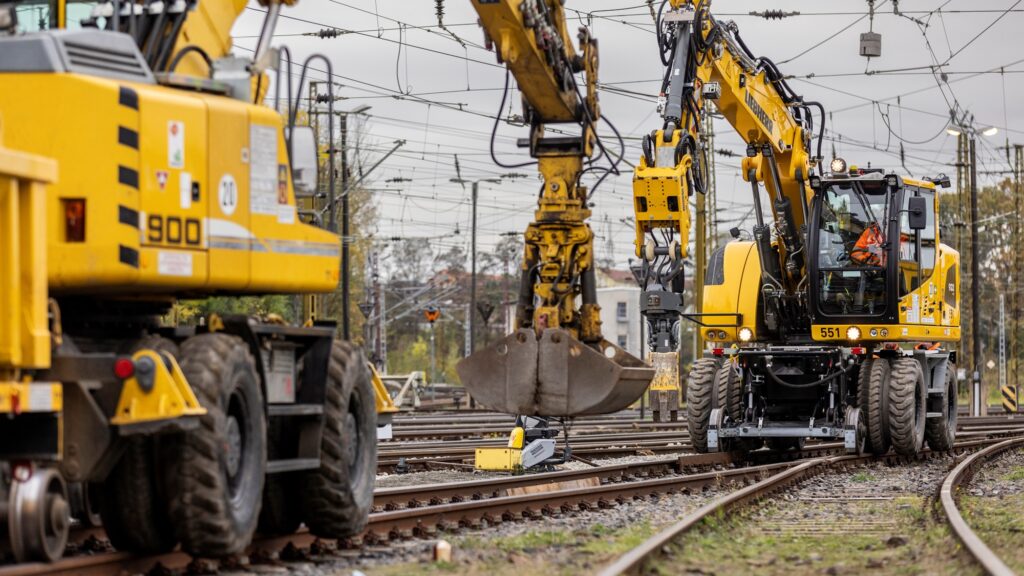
<box><xmin>167</xmin><ymin>45</ymin><xmax>212</xmax><ymax>73</ymax></box>
<box><xmin>490</xmin><ymin>70</ymin><xmax>536</xmax><ymax>169</ymax></box>
<box><xmin>153</xmin><ymin>6</ymin><xmax>189</xmax><ymax>71</ymax></box>
<box><xmin>804</xmin><ymin>101</ymin><xmax>827</xmax><ymax>165</ymax></box>
<box><xmin>765</xmin><ymin>362</ymin><xmax>853</xmax><ymax>389</ymax></box>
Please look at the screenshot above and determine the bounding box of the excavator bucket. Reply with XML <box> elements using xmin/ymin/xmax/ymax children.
<box><xmin>457</xmin><ymin>328</ymin><xmax>654</xmax><ymax>417</ymax></box>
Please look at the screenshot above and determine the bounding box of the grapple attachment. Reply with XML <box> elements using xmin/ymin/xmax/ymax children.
<box><xmin>456</xmin><ymin>328</ymin><xmax>654</xmax><ymax>417</ymax></box>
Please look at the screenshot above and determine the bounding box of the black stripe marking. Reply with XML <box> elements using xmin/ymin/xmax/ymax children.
<box><xmin>118</xmin><ymin>205</ymin><xmax>138</xmax><ymax>228</ymax></box>
<box><xmin>118</xmin><ymin>166</ymin><xmax>139</xmax><ymax>189</ymax></box>
<box><xmin>118</xmin><ymin>86</ymin><xmax>138</xmax><ymax>110</ymax></box>
<box><xmin>118</xmin><ymin>126</ymin><xmax>138</xmax><ymax>149</ymax></box>
<box><xmin>119</xmin><ymin>245</ymin><xmax>139</xmax><ymax>268</ymax></box>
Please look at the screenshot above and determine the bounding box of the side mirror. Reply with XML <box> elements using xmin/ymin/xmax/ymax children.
<box><xmin>908</xmin><ymin>196</ymin><xmax>928</xmax><ymax>230</ymax></box>
<box><xmin>290</xmin><ymin>126</ymin><xmax>319</xmax><ymax>196</ymax></box>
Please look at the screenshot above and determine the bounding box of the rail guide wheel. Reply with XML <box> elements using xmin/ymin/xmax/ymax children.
<box><xmin>8</xmin><ymin>467</ymin><xmax>70</xmax><ymax>562</ymax></box>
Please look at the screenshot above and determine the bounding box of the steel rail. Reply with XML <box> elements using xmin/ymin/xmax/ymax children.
<box><xmin>940</xmin><ymin>437</ymin><xmax>1024</xmax><ymax>576</ymax></box>
<box><xmin>598</xmin><ymin>437</ymin><xmax>1014</xmax><ymax>576</ymax></box>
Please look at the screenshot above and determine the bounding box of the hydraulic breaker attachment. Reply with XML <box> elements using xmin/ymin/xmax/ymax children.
<box><xmin>648</xmin><ymin>351</ymin><xmax>681</xmax><ymax>422</ymax></box>
<box><xmin>457</xmin><ymin>328</ymin><xmax>653</xmax><ymax>417</ymax></box>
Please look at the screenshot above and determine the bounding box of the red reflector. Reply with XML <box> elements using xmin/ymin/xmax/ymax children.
<box><xmin>63</xmin><ymin>199</ymin><xmax>86</xmax><ymax>242</ymax></box>
<box><xmin>113</xmin><ymin>358</ymin><xmax>135</xmax><ymax>380</ymax></box>
<box><xmin>712</xmin><ymin>348</ymin><xmax>724</xmax><ymax>356</ymax></box>
<box><xmin>851</xmin><ymin>347</ymin><xmax>866</xmax><ymax>355</ymax></box>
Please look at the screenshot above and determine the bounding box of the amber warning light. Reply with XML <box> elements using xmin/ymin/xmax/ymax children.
<box><xmin>63</xmin><ymin>199</ymin><xmax>86</xmax><ymax>242</ymax></box>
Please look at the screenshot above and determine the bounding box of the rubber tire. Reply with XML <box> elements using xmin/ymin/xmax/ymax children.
<box><xmin>865</xmin><ymin>358</ymin><xmax>891</xmax><ymax>455</ymax></box>
<box><xmin>686</xmin><ymin>357</ymin><xmax>722</xmax><ymax>453</ymax></box>
<box><xmin>163</xmin><ymin>333</ymin><xmax>266</xmax><ymax>557</ymax></box>
<box><xmin>856</xmin><ymin>358</ymin><xmax>874</xmax><ymax>453</ymax></box>
<box><xmin>715</xmin><ymin>362</ymin><xmax>742</xmax><ymax>422</ymax></box>
<box><xmin>301</xmin><ymin>340</ymin><xmax>377</xmax><ymax>537</ymax></box>
<box><xmin>888</xmin><ymin>358</ymin><xmax>927</xmax><ymax>457</ymax></box>
<box><xmin>925</xmin><ymin>363</ymin><xmax>957</xmax><ymax>451</ymax></box>
<box><xmin>99</xmin><ymin>336</ymin><xmax>178</xmax><ymax>554</ymax></box>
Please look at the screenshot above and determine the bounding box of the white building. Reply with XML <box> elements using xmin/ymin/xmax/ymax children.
<box><xmin>596</xmin><ymin>286</ymin><xmax>647</xmax><ymax>359</ymax></box>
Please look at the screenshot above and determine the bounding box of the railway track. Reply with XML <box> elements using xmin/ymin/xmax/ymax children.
<box><xmin>940</xmin><ymin>437</ymin><xmax>1024</xmax><ymax>576</ymax></box>
<box><xmin>597</xmin><ymin>437</ymin><xmax>1018</xmax><ymax>576</ymax></box>
<box><xmin>7</xmin><ymin>434</ymin><xmax>1019</xmax><ymax>576</ymax></box>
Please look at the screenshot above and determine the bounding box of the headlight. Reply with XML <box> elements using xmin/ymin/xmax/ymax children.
<box><xmin>846</xmin><ymin>326</ymin><xmax>862</xmax><ymax>341</ymax></box>
<box><xmin>706</xmin><ymin>330</ymin><xmax>717</xmax><ymax>340</ymax></box>
<box><xmin>880</xmin><ymin>328</ymin><xmax>889</xmax><ymax>338</ymax></box>
<box><xmin>738</xmin><ymin>327</ymin><xmax>754</xmax><ymax>342</ymax></box>
<box><xmin>830</xmin><ymin>157</ymin><xmax>848</xmax><ymax>174</ymax></box>
<box><xmin>869</xmin><ymin>328</ymin><xmax>878</xmax><ymax>338</ymax></box>
<box><xmin>718</xmin><ymin>330</ymin><xmax>729</xmax><ymax>340</ymax></box>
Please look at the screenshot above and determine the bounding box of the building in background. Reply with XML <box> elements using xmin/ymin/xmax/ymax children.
<box><xmin>596</xmin><ymin>269</ymin><xmax>646</xmax><ymax>359</ymax></box>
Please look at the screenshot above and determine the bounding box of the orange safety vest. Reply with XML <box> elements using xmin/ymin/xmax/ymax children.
<box><xmin>850</xmin><ymin>223</ymin><xmax>885</xmax><ymax>266</ymax></box>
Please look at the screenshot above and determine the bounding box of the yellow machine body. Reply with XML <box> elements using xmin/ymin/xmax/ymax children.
<box><xmin>703</xmin><ymin>178</ymin><xmax>961</xmax><ymax>346</ymax></box>
<box><xmin>701</xmin><ymin>241</ymin><xmax>762</xmax><ymax>343</ymax></box>
<box><xmin>474</xmin><ymin>425</ymin><xmax>526</xmax><ymax>472</ymax></box>
<box><xmin>110</xmin><ymin>349</ymin><xmax>205</xmax><ymax>426</ymax></box>
<box><xmin>0</xmin><ymin>74</ymin><xmax>340</xmax><ymax>296</ymax></box>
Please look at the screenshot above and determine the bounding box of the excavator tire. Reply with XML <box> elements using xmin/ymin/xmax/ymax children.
<box><xmin>164</xmin><ymin>333</ymin><xmax>266</xmax><ymax>557</ymax></box>
<box><xmin>889</xmin><ymin>358</ymin><xmax>927</xmax><ymax>457</ymax></box>
<box><xmin>865</xmin><ymin>358</ymin><xmax>891</xmax><ymax>455</ymax></box>
<box><xmin>856</xmin><ymin>358</ymin><xmax>875</xmax><ymax>453</ymax></box>
<box><xmin>925</xmin><ymin>363</ymin><xmax>957</xmax><ymax>451</ymax></box>
<box><xmin>99</xmin><ymin>336</ymin><xmax>178</xmax><ymax>554</ymax></box>
<box><xmin>687</xmin><ymin>357</ymin><xmax>722</xmax><ymax>453</ymax></box>
<box><xmin>301</xmin><ymin>340</ymin><xmax>377</xmax><ymax>537</ymax></box>
<box><xmin>715</xmin><ymin>362</ymin><xmax>742</xmax><ymax>422</ymax></box>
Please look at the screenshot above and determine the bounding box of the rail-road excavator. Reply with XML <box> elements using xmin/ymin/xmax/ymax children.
<box><xmin>460</xmin><ymin>0</ymin><xmax>960</xmax><ymax>468</ymax></box>
<box><xmin>0</xmin><ymin>0</ymin><xmax>395</xmax><ymax>562</ymax></box>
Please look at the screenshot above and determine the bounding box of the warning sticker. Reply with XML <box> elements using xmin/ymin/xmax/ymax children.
<box><xmin>277</xmin><ymin>164</ymin><xmax>289</xmax><ymax>204</ymax></box>
<box><xmin>180</xmin><ymin>172</ymin><xmax>192</xmax><ymax>210</ymax></box>
<box><xmin>218</xmin><ymin>174</ymin><xmax>238</xmax><ymax>216</ymax></box>
<box><xmin>156</xmin><ymin>170</ymin><xmax>168</xmax><ymax>191</ymax></box>
<box><xmin>250</xmin><ymin>124</ymin><xmax>279</xmax><ymax>216</ymax></box>
<box><xmin>158</xmin><ymin>251</ymin><xmax>192</xmax><ymax>276</ymax></box>
<box><xmin>168</xmin><ymin>121</ymin><xmax>185</xmax><ymax>169</ymax></box>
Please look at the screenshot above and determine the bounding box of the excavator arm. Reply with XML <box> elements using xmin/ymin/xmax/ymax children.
<box><xmin>634</xmin><ymin>0</ymin><xmax>825</xmax><ymax>413</ymax></box>
<box><xmin>456</xmin><ymin>0</ymin><xmax>653</xmax><ymax>417</ymax></box>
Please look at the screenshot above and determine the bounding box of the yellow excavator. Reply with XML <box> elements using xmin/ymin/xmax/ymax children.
<box><xmin>457</xmin><ymin>0</ymin><xmax>655</xmax><ymax>470</ymax></box>
<box><xmin>0</xmin><ymin>0</ymin><xmax>393</xmax><ymax>562</ymax></box>
<box><xmin>632</xmin><ymin>0</ymin><xmax>960</xmax><ymax>457</ymax></box>
<box><xmin>462</xmin><ymin>0</ymin><xmax>960</xmax><ymax>469</ymax></box>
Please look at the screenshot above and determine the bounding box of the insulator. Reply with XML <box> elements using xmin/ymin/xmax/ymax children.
<box><xmin>310</xmin><ymin>28</ymin><xmax>342</xmax><ymax>39</ymax></box>
<box><xmin>749</xmin><ymin>10</ymin><xmax>799</xmax><ymax>20</ymax></box>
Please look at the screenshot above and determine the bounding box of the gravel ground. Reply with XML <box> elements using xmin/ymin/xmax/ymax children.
<box><xmin>657</xmin><ymin>453</ymin><xmax>983</xmax><ymax>575</ymax></box>
<box><xmin>285</xmin><ymin>450</ymin><xmax>715</xmax><ymax>576</ymax></box>
<box><xmin>957</xmin><ymin>447</ymin><xmax>1024</xmax><ymax>573</ymax></box>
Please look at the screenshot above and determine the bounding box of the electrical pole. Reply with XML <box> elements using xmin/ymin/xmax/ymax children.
<box><xmin>970</xmin><ymin>135</ymin><xmax>985</xmax><ymax>416</ymax></box>
<box><xmin>340</xmin><ymin>113</ymin><xmax>350</xmax><ymax>340</ymax></box>
<box><xmin>956</xmin><ymin>132</ymin><xmax>970</xmax><ymax>382</ymax></box>
<box><xmin>470</xmin><ymin>181</ymin><xmax>478</xmax><ymax>358</ymax></box>
<box><xmin>1015</xmin><ymin>144</ymin><xmax>1023</xmax><ymax>410</ymax></box>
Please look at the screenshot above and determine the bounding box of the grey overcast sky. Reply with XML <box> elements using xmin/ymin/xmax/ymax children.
<box><xmin>233</xmin><ymin>1</ymin><xmax>1024</xmax><ymax>270</ymax></box>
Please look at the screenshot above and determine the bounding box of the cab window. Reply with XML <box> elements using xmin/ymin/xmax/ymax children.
<box><xmin>14</xmin><ymin>1</ymin><xmax>98</xmax><ymax>32</ymax></box>
<box><xmin>898</xmin><ymin>188</ymin><xmax>936</xmax><ymax>294</ymax></box>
